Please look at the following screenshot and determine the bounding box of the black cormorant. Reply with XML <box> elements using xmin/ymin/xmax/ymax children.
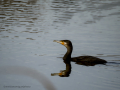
<box><xmin>53</xmin><ymin>40</ymin><xmax>107</xmax><ymax>66</ymax></box>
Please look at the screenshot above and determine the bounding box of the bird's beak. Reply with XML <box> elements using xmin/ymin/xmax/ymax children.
<box><xmin>53</xmin><ymin>40</ymin><xmax>64</xmax><ymax>45</ymax></box>
<box><xmin>51</xmin><ymin>73</ymin><xmax>60</xmax><ymax>76</ymax></box>
<box><xmin>53</xmin><ymin>40</ymin><xmax>61</xmax><ymax>43</ymax></box>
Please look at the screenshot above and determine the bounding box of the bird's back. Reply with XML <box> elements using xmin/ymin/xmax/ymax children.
<box><xmin>71</xmin><ymin>56</ymin><xmax>107</xmax><ymax>65</ymax></box>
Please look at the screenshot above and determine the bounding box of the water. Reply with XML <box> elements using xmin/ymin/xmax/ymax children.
<box><xmin>0</xmin><ymin>0</ymin><xmax>120</xmax><ymax>90</ymax></box>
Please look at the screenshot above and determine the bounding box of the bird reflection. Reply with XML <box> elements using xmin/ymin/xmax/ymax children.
<box><xmin>51</xmin><ymin>57</ymin><xmax>104</xmax><ymax>77</ymax></box>
<box><xmin>51</xmin><ymin>40</ymin><xmax>107</xmax><ymax>77</ymax></box>
<box><xmin>51</xmin><ymin>60</ymin><xmax>71</xmax><ymax>77</ymax></box>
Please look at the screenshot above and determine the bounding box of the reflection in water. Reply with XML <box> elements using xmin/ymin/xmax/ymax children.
<box><xmin>51</xmin><ymin>59</ymin><xmax>120</xmax><ymax>77</ymax></box>
<box><xmin>0</xmin><ymin>0</ymin><xmax>120</xmax><ymax>89</ymax></box>
<box><xmin>51</xmin><ymin>57</ymin><xmax>107</xmax><ymax>77</ymax></box>
<box><xmin>51</xmin><ymin>60</ymin><xmax>71</xmax><ymax>77</ymax></box>
<box><xmin>51</xmin><ymin>40</ymin><xmax>108</xmax><ymax>77</ymax></box>
<box><xmin>0</xmin><ymin>66</ymin><xmax>56</xmax><ymax>90</ymax></box>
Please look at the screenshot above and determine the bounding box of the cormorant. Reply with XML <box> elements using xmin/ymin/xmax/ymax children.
<box><xmin>53</xmin><ymin>40</ymin><xmax>107</xmax><ymax>66</ymax></box>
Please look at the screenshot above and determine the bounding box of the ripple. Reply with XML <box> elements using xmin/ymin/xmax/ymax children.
<box><xmin>26</xmin><ymin>38</ymin><xmax>35</xmax><ymax>40</ymax></box>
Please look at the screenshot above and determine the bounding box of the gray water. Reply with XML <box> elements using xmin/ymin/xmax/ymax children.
<box><xmin>0</xmin><ymin>0</ymin><xmax>120</xmax><ymax>90</ymax></box>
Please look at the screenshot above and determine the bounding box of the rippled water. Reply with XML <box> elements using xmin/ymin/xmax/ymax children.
<box><xmin>0</xmin><ymin>0</ymin><xmax>120</xmax><ymax>90</ymax></box>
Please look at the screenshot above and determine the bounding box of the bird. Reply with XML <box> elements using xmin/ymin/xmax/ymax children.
<box><xmin>53</xmin><ymin>40</ymin><xmax>107</xmax><ymax>66</ymax></box>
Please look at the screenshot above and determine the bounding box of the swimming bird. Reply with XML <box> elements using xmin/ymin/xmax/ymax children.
<box><xmin>53</xmin><ymin>40</ymin><xmax>107</xmax><ymax>66</ymax></box>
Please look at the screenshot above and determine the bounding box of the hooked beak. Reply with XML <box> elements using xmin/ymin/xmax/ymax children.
<box><xmin>53</xmin><ymin>40</ymin><xmax>64</xmax><ymax>45</ymax></box>
<box><xmin>51</xmin><ymin>73</ymin><xmax>60</xmax><ymax>76</ymax></box>
<box><xmin>53</xmin><ymin>40</ymin><xmax>61</xmax><ymax>43</ymax></box>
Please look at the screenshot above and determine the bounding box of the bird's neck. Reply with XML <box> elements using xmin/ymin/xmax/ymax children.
<box><xmin>63</xmin><ymin>46</ymin><xmax>73</xmax><ymax>60</ymax></box>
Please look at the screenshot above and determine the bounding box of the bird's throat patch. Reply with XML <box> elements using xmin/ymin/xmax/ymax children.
<box><xmin>60</xmin><ymin>41</ymin><xmax>64</xmax><ymax>45</ymax></box>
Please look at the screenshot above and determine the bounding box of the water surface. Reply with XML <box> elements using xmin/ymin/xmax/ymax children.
<box><xmin>0</xmin><ymin>0</ymin><xmax>120</xmax><ymax>90</ymax></box>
